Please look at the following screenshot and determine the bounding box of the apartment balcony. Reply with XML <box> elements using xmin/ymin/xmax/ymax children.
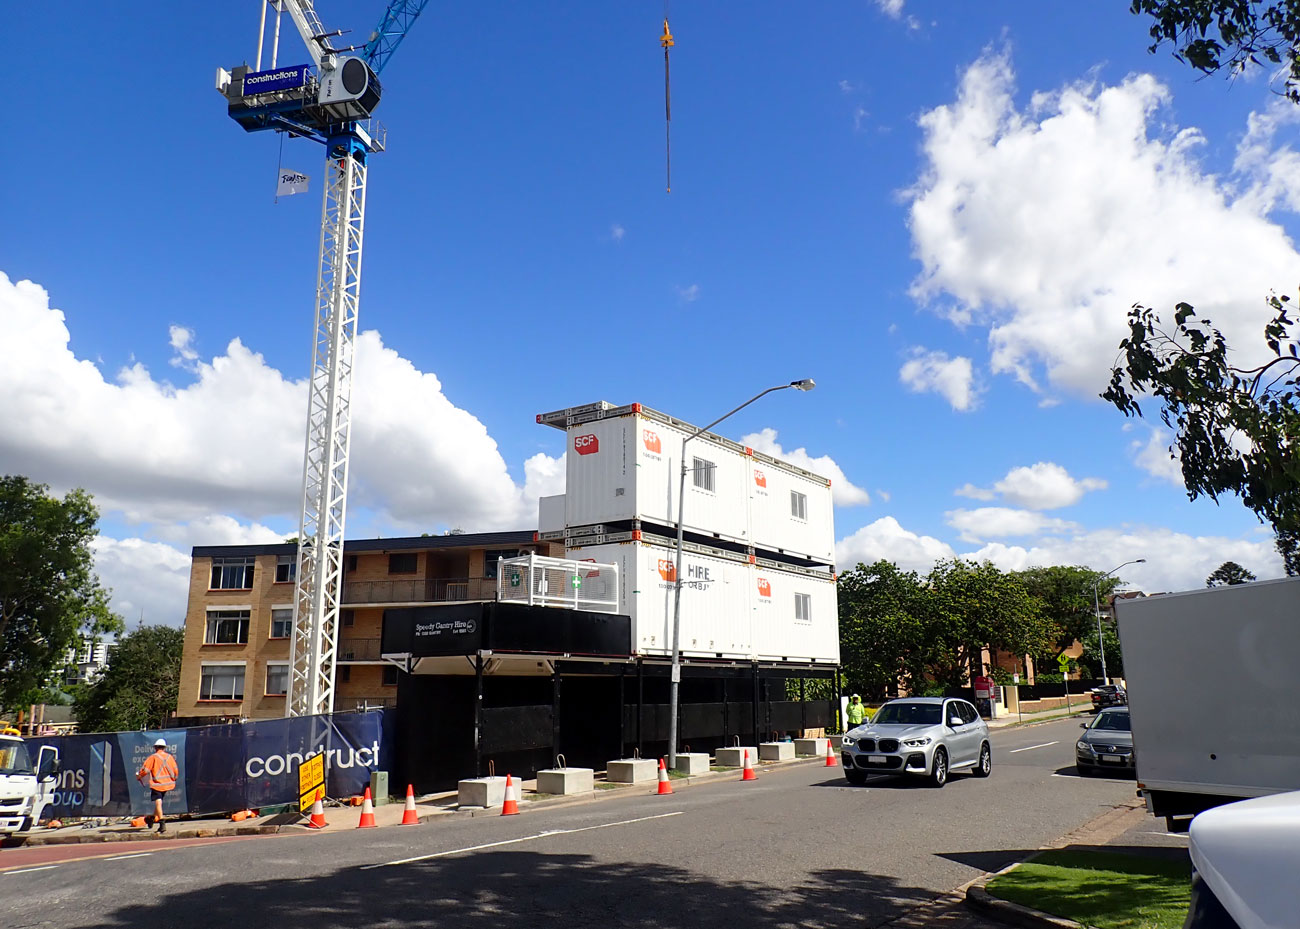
<box><xmin>341</xmin><ymin>576</ymin><xmax>497</xmax><ymax>606</ymax></box>
<box><xmin>337</xmin><ymin>638</ymin><xmax>383</xmax><ymax>662</ymax></box>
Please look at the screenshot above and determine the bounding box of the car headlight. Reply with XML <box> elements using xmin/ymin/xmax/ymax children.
<box><xmin>841</xmin><ymin>736</ymin><xmax>854</xmax><ymax>747</ymax></box>
<box><xmin>903</xmin><ymin>737</ymin><xmax>932</xmax><ymax>747</ymax></box>
<box><xmin>1076</xmin><ymin>740</ymin><xmax>1093</xmax><ymax>752</ymax></box>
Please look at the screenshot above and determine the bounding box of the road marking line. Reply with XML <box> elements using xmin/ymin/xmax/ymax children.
<box><xmin>361</xmin><ymin>811</ymin><xmax>685</xmax><ymax>870</ymax></box>
<box><xmin>1009</xmin><ymin>741</ymin><xmax>1058</xmax><ymax>753</ymax></box>
<box><xmin>103</xmin><ymin>852</ymin><xmax>154</xmax><ymax>861</ymax></box>
<box><xmin>3</xmin><ymin>865</ymin><xmax>59</xmax><ymax>875</ymax></box>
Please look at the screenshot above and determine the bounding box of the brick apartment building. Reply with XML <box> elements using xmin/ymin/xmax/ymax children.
<box><xmin>176</xmin><ymin>531</ymin><xmax>558</xmax><ymax>722</ymax></box>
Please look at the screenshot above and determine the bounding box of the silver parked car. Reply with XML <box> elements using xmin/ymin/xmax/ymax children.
<box><xmin>840</xmin><ymin>696</ymin><xmax>991</xmax><ymax>787</ymax></box>
<box><xmin>1075</xmin><ymin>706</ymin><xmax>1134</xmax><ymax>775</ymax></box>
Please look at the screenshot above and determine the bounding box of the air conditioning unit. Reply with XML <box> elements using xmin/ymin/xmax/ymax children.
<box><xmin>317</xmin><ymin>56</ymin><xmax>382</xmax><ymax>120</ymax></box>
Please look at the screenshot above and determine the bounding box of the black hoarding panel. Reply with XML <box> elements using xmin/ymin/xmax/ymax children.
<box><xmin>481</xmin><ymin>705</ymin><xmax>553</xmax><ymax>754</ymax></box>
<box><xmin>487</xmin><ymin>603</ymin><xmax>631</xmax><ymax>657</ymax></box>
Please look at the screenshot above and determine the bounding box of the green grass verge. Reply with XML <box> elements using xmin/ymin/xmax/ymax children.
<box><xmin>595</xmin><ymin>782</ymin><xmax>629</xmax><ymax>790</ymax></box>
<box><xmin>986</xmin><ymin>850</ymin><xmax>1191</xmax><ymax>929</ymax></box>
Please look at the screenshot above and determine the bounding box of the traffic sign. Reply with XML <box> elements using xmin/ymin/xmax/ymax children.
<box><xmin>298</xmin><ymin>753</ymin><xmax>325</xmax><ymax>813</ymax></box>
<box><xmin>1056</xmin><ymin>653</ymin><xmax>1071</xmax><ymax>673</ymax></box>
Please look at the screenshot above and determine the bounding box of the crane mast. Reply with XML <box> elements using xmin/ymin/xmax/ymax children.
<box><xmin>217</xmin><ymin>1</ymin><xmax>425</xmax><ymax>717</ymax></box>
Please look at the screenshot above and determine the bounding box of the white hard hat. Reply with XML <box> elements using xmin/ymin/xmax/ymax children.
<box><xmin>154</xmin><ymin>738</ymin><xmax>167</xmax><ymax>748</ymax></box>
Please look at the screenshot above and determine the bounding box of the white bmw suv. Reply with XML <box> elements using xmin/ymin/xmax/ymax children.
<box><xmin>841</xmin><ymin>696</ymin><xmax>991</xmax><ymax>788</ymax></box>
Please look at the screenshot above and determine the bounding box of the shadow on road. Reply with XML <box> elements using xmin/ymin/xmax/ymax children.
<box><xmin>91</xmin><ymin>849</ymin><xmax>962</xmax><ymax>929</ymax></box>
<box><xmin>1052</xmin><ymin>765</ymin><xmax>1136</xmax><ymax>781</ymax></box>
<box><xmin>938</xmin><ymin>842</ymin><xmax>1190</xmax><ymax>874</ymax></box>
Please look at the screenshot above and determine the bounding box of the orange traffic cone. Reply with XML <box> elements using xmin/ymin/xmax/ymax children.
<box><xmin>825</xmin><ymin>739</ymin><xmax>838</xmax><ymax>767</ymax></box>
<box><xmin>741</xmin><ymin>749</ymin><xmax>757</xmax><ymax>781</ymax></box>
<box><xmin>357</xmin><ymin>786</ymin><xmax>377</xmax><ymax>828</ymax></box>
<box><xmin>657</xmin><ymin>758</ymin><xmax>673</xmax><ymax>795</ymax></box>
<box><xmin>501</xmin><ymin>774</ymin><xmax>519</xmax><ymax>815</ymax></box>
<box><xmin>307</xmin><ymin>790</ymin><xmax>328</xmax><ymax>829</ymax></box>
<box><xmin>400</xmin><ymin>783</ymin><xmax>420</xmax><ymax>825</ymax></box>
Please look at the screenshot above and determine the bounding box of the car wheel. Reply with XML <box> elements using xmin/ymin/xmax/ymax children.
<box><xmin>928</xmin><ymin>748</ymin><xmax>948</xmax><ymax>788</ymax></box>
<box><xmin>845</xmin><ymin>770</ymin><xmax>867</xmax><ymax>786</ymax></box>
<box><xmin>974</xmin><ymin>742</ymin><xmax>992</xmax><ymax>777</ymax></box>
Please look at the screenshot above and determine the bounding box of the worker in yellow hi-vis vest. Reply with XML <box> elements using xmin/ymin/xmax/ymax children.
<box><xmin>846</xmin><ymin>694</ymin><xmax>866</xmax><ymax>727</ymax></box>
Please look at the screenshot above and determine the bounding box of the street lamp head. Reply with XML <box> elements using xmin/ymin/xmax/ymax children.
<box><xmin>790</xmin><ymin>378</ymin><xmax>816</xmax><ymax>391</ymax></box>
<box><xmin>1135</xmin><ymin>558</ymin><xmax>1146</xmax><ymax>564</ymax></box>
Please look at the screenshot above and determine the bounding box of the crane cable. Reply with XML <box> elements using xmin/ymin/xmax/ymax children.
<box><xmin>661</xmin><ymin>16</ymin><xmax>674</xmax><ymax>194</ymax></box>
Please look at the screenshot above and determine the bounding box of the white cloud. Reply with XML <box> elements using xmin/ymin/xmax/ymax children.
<box><xmin>954</xmin><ymin>482</ymin><xmax>996</xmax><ymax>501</ymax></box>
<box><xmin>91</xmin><ymin>536</ymin><xmax>192</xmax><ymax>627</ymax></box>
<box><xmin>874</xmin><ymin>0</ymin><xmax>905</xmax><ymax>19</ymax></box>
<box><xmin>898</xmin><ymin>348</ymin><xmax>978</xmax><ymax>410</ymax></box>
<box><xmin>907</xmin><ymin>48</ymin><xmax>1300</xmax><ymax>398</ymax></box>
<box><xmin>836</xmin><ymin>516</ymin><xmax>955</xmax><ymax>572</ymax></box>
<box><xmin>677</xmin><ymin>283</ymin><xmax>701</xmax><ymax>303</ymax></box>
<box><xmin>853</xmin><ymin>105</ymin><xmax>869</xmax><ymax>131</ymax></box>
<box><xmin>945</xmin><ymin>506</ymin><xmax>1079</xmax><ymax>543</ymax></box>
<box><xmin>741</xmin><ymin>428</ymin><xmax>870</xmax><ymax>506</ymax></box>
<box><xmin>839</xmin><ymin>79</ymin><xmax>857</xmax><ymax>94</ymax></box>
<box><xmin>1131</xmin><ymin>426</ymin><xmax>1184</xmax><ymax>485</ymax></box>
<box><xmin>977</xmin><ymin>462</ymin><xmax>1108</xmax><ymax>510</ymax></box>
<box><xmin>168</xmin><ymin>325</ymin><xmax>198</xmax><ymax>371</ymax></box>
<box><xmin>610</xmin><ymin>223</ymin><xmax>626</xmax><ymax>242</ymax></box>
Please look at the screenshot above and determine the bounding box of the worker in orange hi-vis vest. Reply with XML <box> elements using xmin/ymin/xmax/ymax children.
<box><xmin>137</xmin><ymin>739</ymin><xmax>179</xmax><ymax>834</ymax></box>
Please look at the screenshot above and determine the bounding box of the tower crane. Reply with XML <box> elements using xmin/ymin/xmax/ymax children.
<box><xmin>216</xmin><ymin>1</ymin><xmax>428</xmax><ymax>717</ymax></box>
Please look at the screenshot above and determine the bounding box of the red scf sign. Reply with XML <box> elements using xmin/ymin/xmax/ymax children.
<box><xmin>657</xmin><ymin>559</ymin><xmax>676</xmax><ymax>582</ymax></box>
<box><xmin>574</xmin><ymin>434</ymin><xmax>599</xmax><ymax>455</ymax></box>
<box><xmin>753</xmin><ymin>469</ymin><xmax>767</xmax><ymax>488</ymax></box>
<box><xmin>973</xmin><ymin>676</ymin><xmax>994</xmax><ymax>698</ymax></box>
<box><xmin>642</xmin><ymin>429</ymin><xmax>661</xmax><ymax>454</ymax></box>
<box><xmin>756</xmin><ymin>577</ymin><xmax>771</xmax><ymax>598</ymax></box>
<box><xmin>581</xmin><ymin>557</ymin><xmax>600</xmax><ymax>578</ymax></box>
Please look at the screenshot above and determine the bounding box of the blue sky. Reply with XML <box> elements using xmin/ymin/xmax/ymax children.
<box><xmin>4</xmin><ymin>1</ymin><xmax>1297</xmax><ymax>624</ymax></box>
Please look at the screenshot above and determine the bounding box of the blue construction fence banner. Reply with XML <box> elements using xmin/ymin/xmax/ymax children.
<box><xmin>26</xmin><ymin>710</ymin><xmax>390</xmax><ymax>819</ymax></box>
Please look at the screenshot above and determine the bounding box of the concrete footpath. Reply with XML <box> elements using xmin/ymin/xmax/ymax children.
<box><xmin>11</xmin><ymin>752</ymin><xmax>832</xmax><ymax>847</ymax></box>
<box><xmin>986</xmin><ymin>702</ymin><xmax>1093</xmax><ymax>729</ymax></box>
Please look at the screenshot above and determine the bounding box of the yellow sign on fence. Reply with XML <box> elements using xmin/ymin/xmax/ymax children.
<box><xmin>298</xmin><ymin>753</ymin><xmax>325</xmax><ymax>812</ymax></box>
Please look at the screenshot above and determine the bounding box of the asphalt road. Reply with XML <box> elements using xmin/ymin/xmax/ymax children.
<box><xmin>1</xmin><ymin>717</ymin><xmax>1136</xmax><ymax>928</ymax></box>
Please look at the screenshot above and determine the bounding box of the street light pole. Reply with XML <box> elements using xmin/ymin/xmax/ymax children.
<box><xmin>667</xmin><ymin>379</ymin><xmax>815</xmax><ymax>770</ymax></box>
<box><xmin>1092</xmin><ymin>558</ymin><xmax>1145</xmax><ymax>685</ymax></box>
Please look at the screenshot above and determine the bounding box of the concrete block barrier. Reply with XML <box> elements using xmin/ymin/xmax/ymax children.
<box><xmin>536</xmin><ymin>767</ymin><xmax>595</xmax><ymax>796</ymax></box>
<box><xmin>672</xmin><ymin>753</ymin><xmax>710</xmax><ymax>776</ymax></box>
<box><xmin>606</xmin><ymin>758</ymin><xmax>658</xmax><ymax>783</ymax></box>
<box><xmin>714</xmin><ymin>747</ymin><xmax>757</xmax><ymax>767</ymax></box>
<box><xmin>793</xmin><ymin>737</ymin><xmax>830</xmax><ymax>756</ymax></box>
<box><xmin>759</xmin><ymin>741</ymin><xmax>795</xmax><ymax>762</ymax></box>
<box><xmin>458</xmin><ymin>776</ymin><xmax>506</xmax><ymax>808</ymax></box>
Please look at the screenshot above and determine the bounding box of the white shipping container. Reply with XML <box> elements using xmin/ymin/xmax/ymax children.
<box><xmin>567</xmin><ymin>537</ymin><xmax>839</xmax><ymax>664</ymax></box>
<box><xmin>543</xmin><ymin>403</ymin><xmax>834</xmax><ymax>565</ymax></box>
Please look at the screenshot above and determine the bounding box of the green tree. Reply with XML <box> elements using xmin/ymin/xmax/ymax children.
<box><xmin>1016</xmin><ymin>565</ymin><xmax>1123</xmax><ymax>656</ymax></box>
<box><xmin>74</xmin><ymin>625</ymin><xmax>184</xmax><ymax>732</ymax></box>
<box><xmin>1132</xmin><ymin>0</ymin><xmax>1300</xmax><ymax>102</ymax></box>
<box><xmin>0</xmin><ymin>476</ymin><xmax>122</xmax><ymax>713</ymax></box>
<box><xmin>837</xmin><ymin>561</ymin><xmax>929</xmax><ymax>699</ymax></box>
<box><xmin>1206</xmin><ymin>560</ymin><xmax>1257</xmax><ymax>586</ymax></box>
<box><xmin>1079</xmin><ymin>623</ymin><xmax>1124</xmax><ymax>680</ymax></box>
<box><xmin>1102</xmin><ymin>298</ymin><xmax>1300</xmax><ymax>565</ymax></box>
<box><xmin>923</xmin><ymin>560</ymin><xmax>1055</xmax><ymax>691</ymax></box>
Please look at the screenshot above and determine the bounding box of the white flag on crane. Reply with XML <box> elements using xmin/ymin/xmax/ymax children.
<box><xmin>276</xmin><ymin>169</ymin><xmax>310</xmax><ymax>197</ymax></box>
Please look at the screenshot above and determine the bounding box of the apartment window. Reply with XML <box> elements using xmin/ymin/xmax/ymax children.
<box><xmin>338</xmin><ymin>666</ymin><xmax>351</xmax><ymax>683</ymax></box>
<box><xmin>692</xmin><ymin>456</ymin><xmax>716</xmax><ymax>492</ymax></box>
<box><xmin>341</xmin><ymin>609</ymin><xmax>354</xmax><ymax>628</ymax></box>
<box><xmin>483</xmin><ymin>550</ymin><xmax>519</xmax><ymax>579</ymax></box>
<box><xmin>209</xmin><ymin>556</ymin><xmax>255</xmax><ymax>590</ymax></box>
<box><xmin>791</xmin><ymin>491</ymin><xmax>808</xmax><ymax>521</ymax></box>
<box><xmin>265</xmin><ymin>663</ymin><xmax>289</xmax><ymax>697</ymax></box>
<box><xmin>275</xmin><ymin>554</ymin><xmax>296</xmax><ymax>583</ymax></box>
<box><xmin>382</xmin><ymin>665</ymin><xmax>399</xmax><ymax>686</ymax></box>
<box><xmin>199</xmin><ymin>663</ymin><xmax>245</xmax><ymax>701</ymax></box>
<box><xmin>205</xmin><ymin>609</ymin><xmax>250</xmax><ymax>645</ymax></box>
<box><xmin>388</xmin><ymin>552</ymin><xmax>418</xmax><ymax>574</ymax></box>
<box><xmin>270</xmin><ymin>607</ymin><xmax>293</xmax><ymax>639</ymax></box>
<box><xmin>346</xmin><ymin>555</ymin><xmax>358</xmax><ymax>573</ymax></box>
<box><xmin>794</xmin><ymin>592</ymin><xmax>812</xmax><ymax>623</ymax></box>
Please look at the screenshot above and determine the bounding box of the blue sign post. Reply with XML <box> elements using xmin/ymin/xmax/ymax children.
<box><xmin>241</xmin><ymin>64</ymin><xmax>310</xmax><ymax>96</ymax></box>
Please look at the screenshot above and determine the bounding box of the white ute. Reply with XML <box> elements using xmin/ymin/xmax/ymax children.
<box><xmin>0</xmin><ymin>732</ymin><xmax>60</xmax><ymax>835</ymax></box>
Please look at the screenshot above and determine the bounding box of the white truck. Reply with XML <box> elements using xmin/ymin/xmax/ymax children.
<box><xmin>0</xmin><ymin>732</ymin><xmax>60</xmax><ymax>835</ymax></box>
<box><xmin>1114</xmin><ymin>576</ymin><xmax>1300</xmax><ymax>830</ymax></box>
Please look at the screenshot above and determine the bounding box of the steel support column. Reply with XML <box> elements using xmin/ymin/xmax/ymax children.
<box><xmin>474</xmin><ymin>652</ymin><xmax>484</xmax><ymax>777</ymax></box>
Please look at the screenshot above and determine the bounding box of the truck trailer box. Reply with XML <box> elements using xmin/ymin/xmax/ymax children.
<box><xmin>539</xmin><ymin>402</ymin><xmax>834</xmax><ymax>565</ymax></box>
<box><xmin>566</xmin><ymin>535</ymin><xmax>839</xmax><ymax>664</ymax></box>
<box><xmin>1115</xmin><ymin>577</ymin><xmax>1300</xmax><ymax>820</ymax></box>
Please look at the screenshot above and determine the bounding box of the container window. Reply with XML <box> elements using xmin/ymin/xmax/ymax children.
<box><xmin>270</xmin><ymin>607</ymin><xmax>293</xmax><ymax>639</ymax></box>
<box><xmin>794</xmin><ymin>592</ymin><xmax>812</xmax><ymax>623</ymax></box>
<box><xmin>791</xmin><ymin>491</ymin><xmax>808</xmax><ymax>521</ymax></box>
<box><xmin>388</xmin><ymin>552</ymin><xmax>418</xmax><ymax>574</ymax></box>
<box><xmin>692</xmin><ymin>457</ymin><xmax>716</xmax><ymax>492</ymax></box>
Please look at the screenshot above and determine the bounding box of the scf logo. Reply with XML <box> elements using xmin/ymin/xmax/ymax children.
<box><xmin>642</xmin><ymin>429</ymin><xmax>661</xmax><ymax>454</ymax></box>
<box><xmin>574</xmin><ymin>434</ymin><xmax>600</xmax><ymax>455</ymax></box>
<box><xmin>753</xmin><ymin>469</ymin><xmax>767</xmax><ymax>488</ymax></box>
<box><xmin>657</xmin><ymin>559</ymin><xmax>676</xmax><ymax>582</ymax></box>
<box><xmin>757</xmin><ymin>578</ymin><xmax>771</xmax><ymax>598</ymax></box>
